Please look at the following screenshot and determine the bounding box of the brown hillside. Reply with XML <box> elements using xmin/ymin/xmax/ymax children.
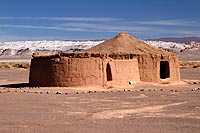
<box><xmin>86</xmin><ymin>32</ymin><xmax>174</xmax><ymax>56</ymax></box>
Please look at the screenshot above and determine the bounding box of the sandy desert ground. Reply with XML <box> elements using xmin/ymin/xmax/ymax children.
<box><xmin>0</xmin><ymin>67</ymin><xmax>199</xmax><ymax>133</ymax></box>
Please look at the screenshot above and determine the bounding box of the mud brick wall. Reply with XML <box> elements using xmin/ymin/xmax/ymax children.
<box><xmin>137</xmin><ymin>55</ymin><xmax>180</xmax><ymax>83</ymax></box>
<box><xmin>29</xmin><ymin>57</ymin><xmax>104</xmax><ymax>87</ymax></box>
<box><xmin>108</xmin><ymin>59</ymin><xmax>140</xmax><ymax>84</ymax></box>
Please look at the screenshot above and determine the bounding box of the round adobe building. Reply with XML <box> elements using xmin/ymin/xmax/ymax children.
<box><xmin>29</xmin><ymin>32</ymin><xmax>180</xmax><ymax>87</ymax></box>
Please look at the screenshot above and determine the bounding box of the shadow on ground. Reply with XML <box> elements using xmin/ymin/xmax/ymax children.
<box><xmin>0</xmin><ymin>83</ymin><xmax>31</xmax><ymax>88</ymax></box>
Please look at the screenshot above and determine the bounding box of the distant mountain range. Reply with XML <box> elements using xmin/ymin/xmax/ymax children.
<box><xmin>148</xmin><ymin>37</ymin><xmax>200</xmax><ymax>44</ymax></box>
<box><xmin>0</xmin><ymin>37</ymin><xmax>199</xmax><ymax>57</ymax></box>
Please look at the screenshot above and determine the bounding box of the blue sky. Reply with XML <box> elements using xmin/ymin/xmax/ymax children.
<box><xmin>0</xmin><ymin>0</ymin><xmax>200</xmax><ymax>41</ymax></box>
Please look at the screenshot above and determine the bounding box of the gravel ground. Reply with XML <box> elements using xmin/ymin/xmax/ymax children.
<box><xmin>0</xmin><ymin>68</ymin><xmax>199</xmax><ymax>133</ymax></box>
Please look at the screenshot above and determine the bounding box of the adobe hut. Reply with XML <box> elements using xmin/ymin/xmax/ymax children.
<box><xmin>29</xmin><ymin>32</ymin><xmax>180</xmax><ymax>87</ymax></box>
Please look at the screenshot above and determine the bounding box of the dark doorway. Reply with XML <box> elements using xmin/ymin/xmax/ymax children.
<box><xmin>106</xmin><ymin>63</ymin><xmax>112</xmax><ymax>81</ymax></box>
<box><xmin>160</xmin><ymin>61</ymin><xmax>170</xmax><ymax>79</ymax></box>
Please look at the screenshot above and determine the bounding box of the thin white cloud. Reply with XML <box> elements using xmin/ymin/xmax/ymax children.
<box><xmin>59</xmin><ymin>23</ymin><xmax>155</xmax><ymax>33</ymax></box>
<box><xmin>1</xmin><ymin>17</ymin><xmax>200</xmax><ymax>41</ymax></box>
<box><xmin>164</xmin><ymin>29</ymin><xmax>200</xmax><ymax>36</ymax></box>
<box><xmin>0</xmin><ymin>17</ymin><xmax>120</xmax><ymax>22</ymax></box>
<box><xmin>1</xmin><ymin>23</ymin><xmax>200</xmax><ymax>37</ymax></box>
<box><xmin>0</xmin><ymin>24</ymin><xmax>95</xmax><ymax>32</ymax></box>
<box><xmin>0</xmin><ymin>23</ymin><xmax>150</xmax><ymax>33</ymax></box>
<box><xmin>136</xmin><ymin>20</ymin><xmax>200</xmax><ymax>27</ymax></box>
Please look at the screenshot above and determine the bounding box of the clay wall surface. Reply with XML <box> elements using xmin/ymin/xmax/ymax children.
<box><xmin>157</xmin><ymin>56</ymin><xmax>180</xmax><ymax>83</ymax></box>
<box><xmin>106</xmin><ymin>59</ymin><xmax>140</xmax><ymax>84</ymax></box>
<box><xmin>29</xmin><ymin>57</ymin><xmax>104</xmax><ymax>87</ymax></box>
<box><xmin>29</xmin><ymin>53</ymin><xmax>180</xmax><ymax>87</ymax></box>
<box><xmin>29</xmin><ymin>56</ymin><xmax>141</xmax><ymax>87</ymax></box>
<box><xmin>137</xmin><ymin>55</ymin><xmax>180</xmax><ymax>83</ymax></box>
<box><xmin>137</xmin><ymin>55</ymin><xmax>158</xmax><ymax>82</ymax></box>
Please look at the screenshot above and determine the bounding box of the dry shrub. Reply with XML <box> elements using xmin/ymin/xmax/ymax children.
<box><xmin>193</xmin><ymin>62</ymin><xmax>200</xmax><ymax>68</ymax></box>
<box><xmin>179</xmin><ymin>61</ymin><xmax>200</xmax><ymax>69</ymax></box>
<box><xmin>0</xmin><ymin>62</ymin><xmax>30</xmax><ymax>69</ymax></box>
<box><xmin>0</xmin><ymin>63</ymin><xmax>12</xmax><ymax>68</ymax></box>
<box><xmin>12</xmin><ymin>62</ymin><xmax>30</xmax><ymax>69</ymax></box>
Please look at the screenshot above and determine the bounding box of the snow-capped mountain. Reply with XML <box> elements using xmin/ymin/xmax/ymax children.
<box><xmin>0</xmin><ymin>39</ymin><xmax>199</xmax><ymax>56</ymax></box>
<box><xmin>144</xmin><ymin>40</ymin><xmax>189</xmax><ymax>52</ymax></box>
<box><xmin>0</xmin><ymin>40</ymin><xmax>104</xmax><ymax>56</ymax></box>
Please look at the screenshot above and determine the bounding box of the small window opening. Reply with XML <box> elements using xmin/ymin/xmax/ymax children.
<box><xmin>160</xmin><ymin>61</ymin><xmax>170</xmax><ymax>79</ymax></box>
<box><xmin>106</xmin><ymin>63</ymin><xmax>112</xmax><ymax>81</ymax></box>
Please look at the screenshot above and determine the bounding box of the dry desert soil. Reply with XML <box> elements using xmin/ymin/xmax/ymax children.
<box><xmin>0</xmin><ymin>67</ymin><xmax>200</xmax><ymax>133</ymax></box>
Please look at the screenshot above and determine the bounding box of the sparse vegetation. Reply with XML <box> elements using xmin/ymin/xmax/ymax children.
<box><xmin>179</xmin><ymin>61</ymin><xmax>200</xmax><ymax>69</ymax></box>
<box><xmin>0</xmin><ymin>62</ymin><xmax>30</xmax><ymax>69</ymax></box>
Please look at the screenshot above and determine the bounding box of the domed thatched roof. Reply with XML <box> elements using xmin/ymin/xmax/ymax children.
<box><xmin>86</xmin><ymin>32</ymin><xmax>174</xmax><ymax>56</ymax></box>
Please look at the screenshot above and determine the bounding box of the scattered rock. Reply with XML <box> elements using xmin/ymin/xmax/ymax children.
<box><xmin>56</xmin><ymin>92</ymin><xmax>62</xmax><ymax>94</ymax></box>
<box><xmin>191</xmin><ymin>88</ymin><xmax>200</xmax><ymax>91</ymax></box>
<box><xmin>129</xmin><ymin>81</ymin><xmax>136</xmax><ymax>85</ymax></box>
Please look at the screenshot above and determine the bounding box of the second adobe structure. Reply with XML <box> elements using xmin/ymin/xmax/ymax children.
<box><xmin>29</xmin><ymin>32</ymin><xmax>180</xmax><ymax>87</ymax></box>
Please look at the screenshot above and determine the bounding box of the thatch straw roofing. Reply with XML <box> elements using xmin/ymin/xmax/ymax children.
<box><xmin>85</xmin><ymin>32</ymin><xmax>174</xmax><ymax>56</ymax></box>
